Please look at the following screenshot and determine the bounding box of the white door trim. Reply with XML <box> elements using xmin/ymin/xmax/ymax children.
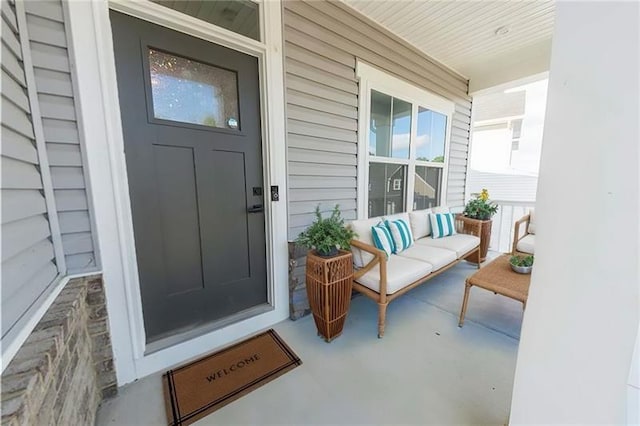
<box><xmin>64</xmin><ymin>0</ymin><xmax>288</xmax><ymax>385</ymax></box>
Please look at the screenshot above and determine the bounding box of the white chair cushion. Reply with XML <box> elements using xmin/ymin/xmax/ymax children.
<box><xmin>383</xmin><ymin>212</ymin><xmax>411</xmax><ymax>224</ymax></box>
<box><xmin>415</xmin><ymin>234</ymin><xmax>480</xmax><ymax>258</ymax></box>
<box><xmin>516</xmin><ymin>234</ymin><xmax>535</xmax><ymax>254</ymax></box>
<box><xmin>528</xmin><ymin>208</ymin><xmax>536</xmax><ymax>234</ymax></box>
<box><xmin>397</xmin><ymin>245</ymin><xmax>457</xmax><ymax>271</ymax></box>
<box><xmin>355</xmin><ymin>255</ymin><xmax>433</xmax><ymax>295</ymax></box>
<box><xmin>432</xmin><ymin>205</ymin><xmax>451</xmax><ymax>214</ymax></box>
<box><xmin>408</xmin><ymin>209</ymin><xmax>432</xmax><ymax>239</ymax></box>
<box><xmin>348</xmin><ymin>217</ymin><xmax>382</xmax><ymax>267</ymax></box>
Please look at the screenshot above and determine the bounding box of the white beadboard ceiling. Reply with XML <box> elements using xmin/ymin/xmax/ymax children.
<box><xmin>343</xmin><ymin>0</ymin><xmax>555</xmax><ymax>92</ymax></box>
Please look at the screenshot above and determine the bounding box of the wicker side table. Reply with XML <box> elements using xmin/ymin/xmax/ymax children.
<box><xmin>305</xmin><ymin>250</ymin><xmax>354</xmax><ymax>342</ymax></box>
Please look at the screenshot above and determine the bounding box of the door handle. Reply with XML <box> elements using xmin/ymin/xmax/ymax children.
<box><xmin>247</xmin><ymin>204</ymin><xmax>264</xmax><ymax>214</ymax></box>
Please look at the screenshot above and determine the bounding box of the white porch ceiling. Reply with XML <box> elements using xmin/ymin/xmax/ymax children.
<box><xmin>342</xmin><ymin>0</ymin><xmax>555</xmax><ymax>93</ymax></box>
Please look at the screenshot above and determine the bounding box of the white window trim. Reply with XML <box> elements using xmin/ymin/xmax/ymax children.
<box><xmin>65</xmin><ymin>0</ymin><xmax>288</xmax><ymax>385</ymax></box>
<box><xmin>356</xmin><ymin>61</ymin><xmax>454</xmax><ymax>219</ymax></box>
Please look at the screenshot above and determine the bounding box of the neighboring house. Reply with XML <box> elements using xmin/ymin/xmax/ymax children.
<box><xmin>1</xmin><ymin>1</ymin><xmax>637</xmax><ymax>425</ymax></box>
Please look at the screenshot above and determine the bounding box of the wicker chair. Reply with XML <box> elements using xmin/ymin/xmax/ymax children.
<box><xmin>512</xmin><ymin>209</ymin><xmax>536</xmax><ymax>255</ymax></box>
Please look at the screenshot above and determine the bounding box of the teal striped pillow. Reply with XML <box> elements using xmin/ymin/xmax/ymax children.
<box><xmin>385</xmin><ymin>219</ymin><xmax>414</xmax><ymax>253</ymax></box>
<box><xmin>429</xmin><ymin>213</ymin><xmax>457</xmax><ymax>239</ymax></box>
<box><xmin>371</xmin><ymin>222</ymin><xmax>395</xmax><ymax>257</ymax></box>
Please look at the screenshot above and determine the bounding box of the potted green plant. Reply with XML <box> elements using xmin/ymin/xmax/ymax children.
<box><xmin>462</xmin><ymin>189</ymin><xmax>499</xmax><ymax>263</ymax></box>
<box><xmin>510</xmin><ymin>254</ymin><xmax>534</xmax><ymax>274</ymax></box>
<box><xmin>296</xmin><ymin>205</ymin><xmax>356</xmax><ymax>257</ymax></box>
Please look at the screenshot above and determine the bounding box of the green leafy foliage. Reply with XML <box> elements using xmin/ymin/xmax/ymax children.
<box><xmin>296</xmin><ymin>205</ymin><xmax>357</xmax><ymax>256</ymax></box>
<box><xmin>463</xmin><ymin>188</ymin><xmax>499</xmax><ymax>220</ymax></box>
<box><xmin>510</xmin><ymin>255</ymin><xmax>534</xmax><ymax>267</ymax></box>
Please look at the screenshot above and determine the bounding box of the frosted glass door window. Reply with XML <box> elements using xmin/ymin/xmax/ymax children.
<box><xmin>149</xmin><ymin>49</ymin><xmax>239</xmax><ymax>130</ymax></box>
<box><xmin>416</xmin><ymin>107</ymin><xmax>447</xmax><ymax>162</ymax></box>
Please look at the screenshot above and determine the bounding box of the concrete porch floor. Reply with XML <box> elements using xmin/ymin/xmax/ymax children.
<box><xmin>97</xmin><ymin>255</ymin><xmax>523</xmax><ymax>425</ymax></box>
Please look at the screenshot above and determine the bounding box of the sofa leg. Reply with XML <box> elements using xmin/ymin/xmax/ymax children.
<box><xmin>377</xmin><ymin>303</ymin><xmax>388</xmax><ymax>338</ymax></box>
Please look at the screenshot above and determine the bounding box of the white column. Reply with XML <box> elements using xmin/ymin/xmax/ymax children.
<box><xmin>510</xmin><ymin>2</ymin><xmax>639</xmax><ymax>424</ymax></box>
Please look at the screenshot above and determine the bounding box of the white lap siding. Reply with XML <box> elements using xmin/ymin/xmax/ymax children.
<box><xmin>283</xmin><ymin>0</ymin><xmax>472</xmax><ymax>318</ymax></box>
<box><xmin>24</xmin><ymin>0</ymin><xmax>97</xmax><ymax>272</ymax></box>
<box><xmin>1</xmin><ymin>0</ymin><xmax>59</xmax><ymax>338</ymax></box>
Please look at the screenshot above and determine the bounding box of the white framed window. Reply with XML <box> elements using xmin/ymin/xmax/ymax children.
<box><xmin>356</xmin><ymin>62</ymin><xmax>454</xmax><ymax>219</ymax></box>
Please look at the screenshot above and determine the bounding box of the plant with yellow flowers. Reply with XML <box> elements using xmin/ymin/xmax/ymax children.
<box><xmin>463</xmin><ymin>188</ymin><xmax>498</xmax><ymax>220</ymax></box>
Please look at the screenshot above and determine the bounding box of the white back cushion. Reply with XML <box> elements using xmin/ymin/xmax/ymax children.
<box><xmin>408</xmin><ymin>209</ymin><xmax>432</xmax><ymax>239</ymax></box>
<box><xmin>432</xmin><ymin>205</ymin><xmax>451</xmax><ymax>214</ymax></box>
<box><xmin>348</xmin><ymin>217</ymin><xmax>383</xmax><ymax>267</ymax></box>
<box><xmin>528</xmin><ymin>208</ymin><xmax>536</xmax><ymax>234</ymax></box>
<box><xmin>383</xmin><ymin>212</ymin><xmax>411</xmax><ymax>223</ymax></box>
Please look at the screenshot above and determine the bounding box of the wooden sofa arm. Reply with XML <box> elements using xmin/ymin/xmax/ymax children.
<box><xmin>350</xmin><ymin>239</ymin><xmax>387</xmax><ymax>296</ymax></box>
<box><xmin>455</xmin><ymin>215</ymin><xmax>482</xmax><ymax>238</ymax></box>
<box><xmin>511</xmin><ymin>214</ymin><xmax>531</xmax><ymax>254</ymax></box>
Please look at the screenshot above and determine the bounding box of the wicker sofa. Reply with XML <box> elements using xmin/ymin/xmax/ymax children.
<box><xmin>348</xmin><ymin>207</ymin><xmax>482</xmax><ymax>337</ymax></box>
<box><xmin>512</xmin><ymin>208</ymin><xmax>536</xmax><ymax>255</ymax></box>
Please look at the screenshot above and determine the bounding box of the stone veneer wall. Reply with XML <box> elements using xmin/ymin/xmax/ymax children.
<box><xmin>1</xmin><ymin>275</ymin><xmax>116</xmax><ymax>425</ymax></box>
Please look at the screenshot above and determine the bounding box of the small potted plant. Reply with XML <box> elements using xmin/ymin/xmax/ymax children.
<box><xmin>462</xmin><ymin>189</ymin><xmax>499</xmax><ymax>263</ymax></box>
<box><xmin>296</xmin><ymin>205</ymin><xmax>356</xmax><ymax>257</ymax></box>
<box><xmin>297</xmin><ymin>205</ymin><xmax>357</xmax><ymax>342</ymax></box>
<box><xmin>510</xmin><ymin>254</ymin><xmax>534</xmax><ymax>274</ymax></box>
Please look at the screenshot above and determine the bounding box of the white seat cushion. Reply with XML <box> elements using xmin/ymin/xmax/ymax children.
<box><xmin>355</xmin><ymin>255</ymin><xmax>433</xmax><ymax>295</ymax></box>
<box><xmin>408</xmin><ymin>209</ymin><xmax>432</xmax><ymax>239</ymax></box>
<box><xmin>516</xmin><ymin>234</ymin><xmax>535</xmax><ymax>254</ymax></box>
<box><xmin>348</xmin><ymin>217</ymin><xmax>383</xmax><ymax>267</ymax></box>
<box><xmin>415</xmin><ymin>234</ymin><xmax>480</xmax><ymax>258</ymax></box>
<box><xmin>397</xmin><ymin>245</ymin><xmax>457</xmax><ymax>271</ymax></box>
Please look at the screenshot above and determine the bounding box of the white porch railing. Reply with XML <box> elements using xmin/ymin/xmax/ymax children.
<box><xmin>488</xmin><ymin>200</ymin><xmax>536</xmax><ymax>253</ymax></box>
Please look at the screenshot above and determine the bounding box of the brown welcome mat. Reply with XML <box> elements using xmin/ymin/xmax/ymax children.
<box><xmin>162</xmin><ymin>329</ymin><xmax>301</xmax><ymax>425</ymax></box>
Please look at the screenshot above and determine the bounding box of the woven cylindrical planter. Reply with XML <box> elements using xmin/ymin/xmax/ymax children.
<box><xmin>305</xmin><ymin>250</ymin><xmax>353</xmax><ymax>342</ymax></box>
<box><xmin>464</xmin><ymin>218</ymin><xmax>492</xmax><ymax>263</ymax></box>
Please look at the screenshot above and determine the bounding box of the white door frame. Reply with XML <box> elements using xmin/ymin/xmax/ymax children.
<box><xmin>64</xmin><ymin>0</ymin><xmax>289</xmax><ymax>385</ymax></box>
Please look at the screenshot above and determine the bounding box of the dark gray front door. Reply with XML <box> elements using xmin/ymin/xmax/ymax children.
<box><xmin>110</xmin><ymin>11</ymin><xmax>267</xmax><ymax>343</ymax></box>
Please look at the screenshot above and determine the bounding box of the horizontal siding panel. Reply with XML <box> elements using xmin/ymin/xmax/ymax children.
<box><xmin>61</xmin><ymin>232</ymin><xmax>93</xmax><ymax>255</ymax></box>
<box><xmin>289</xmin><ymin>175</ymin><xmax>356</xmax><ymax>189</ymax></box>
<box><xmin>286</xmin><ymin>59</ymin><xmax>358</xmax><ymax>95</ymax></box>
<box><xmin>284</xmin><ymin>27</ymin><xmax>355</xmax><ymax>68</ymax></box>
<box><xmin>288</xmin><ymin>147</ymin><xmax>356</xmax><ymax>166</ymax></box>
<box><xmin>2</xmin><ymin>70</ymin><xmax>30</xmax><ymax>111</ymax></box>
<box><xmin>38</xmin><ymin>93</ymin><xmax>76</xmax><ymax>120</ymax></box>
<box><xmin>24</xmin><ymin>0</ymin><xmax>64</xmax><ymax>22</ymax></box>
<box><xmin>2</xmin><ymin>16</ymin><xmax>21</xmax><ymax>59</ymax></box>
<box><xmin>287</xmin><ymin>133</ymin><xmax>357</xmax><ymax>155</ymax></box>
<box><xmin>289</xmin><ymin>199</ymin><xmax>358</xmax><ymax>216</ymax></box>
<box><xmin>2</xmin><ymin>239</ymin><xmax>55</xmax><ymax>300</ymax></box>
<box><xmin>50</xmin><ymin>166</ymin><xmax>85</xmax><ymax>189</ymax></box>
<box><xmin>2</xmin><ymin>96</ymin><xmax>34</xmax><ymax>138</ymax></box>
<box><xmin>42</xmin><ymin>117</ymin><xmax>79</xmax><ymax>144</ymax></box>
<box><xmin>289</xmin><ymin>188</ymin><xmax>355</xmax><ymax>202</ymax></box>
<box><xmin>58</xmin><ymin>211</ymin><xmax>91</xmax><ymax>234</ymax></box>
<box><xmin>1</xmin><ymin>157</ymin><xmax>43</xmax><ymax>189</ymax></box>
<box><xmin>46</xmin><ymin>142</ymin><xmax>82</xmax><ymax>166</ymax></box>
<box><xmin>2</xmin><ymin>1</ymin><xmax>18</xmax><ymax>34</ymax></box>
<box><xmin>286</xmin><ymin>104</ymin><xmax>357</xmax><ymax>132</ymax></box>
<box><xmin>1</xmin><ymin>215</ymin><xmax>52</xmax><ymax>261</ymax></box>
<box><xmin>65</xmin><ymin>253</ymin><xmax>96</xmax><ymax>272</ymax></box>
<box><xmin>287</xmin><ymin>88</ymin><xmax>357</xmax><ymax>120</ymax></box>
<box><xmin>54</xmin><ymin>189</ymin><xmax>88</xmax><ymax>211</ymax></box>
<box><xmin>2</xmin><ymin>262</ymin><xmax>58</xmax><ymax>337</ymax></box>
<box><xmin>1</xmin><ymin>189</ymin><xmax>47</xmax><ymax>224</ymax></box>
<box><xmin>285</xmin><ymin>43</ymin><xmax>355</xmax><ymax>80</ymax></box>
<box><xmin>1</xmin><ymin>125</ymin><xmax>38</xmax><ymax>164</ymax></box>
<box><xmin>288</xmin><ymin>162</ymin><xmax>357</xmax><ymax>177</ymax></box>
<box><xmin>290</xmin><ymin>209</ymin><xmax>357</xmax><ymax>228</ymax></box>
<box><xmin>34</xmin><ymin>67</ymin><xmax>73</xmax><ymax>96</ymax></box>
<box><xmin>286</xmin><ymin>73</ymin><xmax>357</xmax><ymax>107</ymax></box>
<box><xmin>1</xmin><ymin>43</ymin><xmax>26</xmax><ymax>86</ymax></box>
<box><xmin>25</xmin><ymin>13</ymin><xmax>67</xmax><ymax>47</ymax></box>
<box><xmin>30</xmin><ymin>41</ymin><xmax>70</xmax><ymax>72</ymax></box>
<box><xmin>288</xmin><ymin>119</ymin><xmax>357</xmax><ymax>143</ymax></box>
